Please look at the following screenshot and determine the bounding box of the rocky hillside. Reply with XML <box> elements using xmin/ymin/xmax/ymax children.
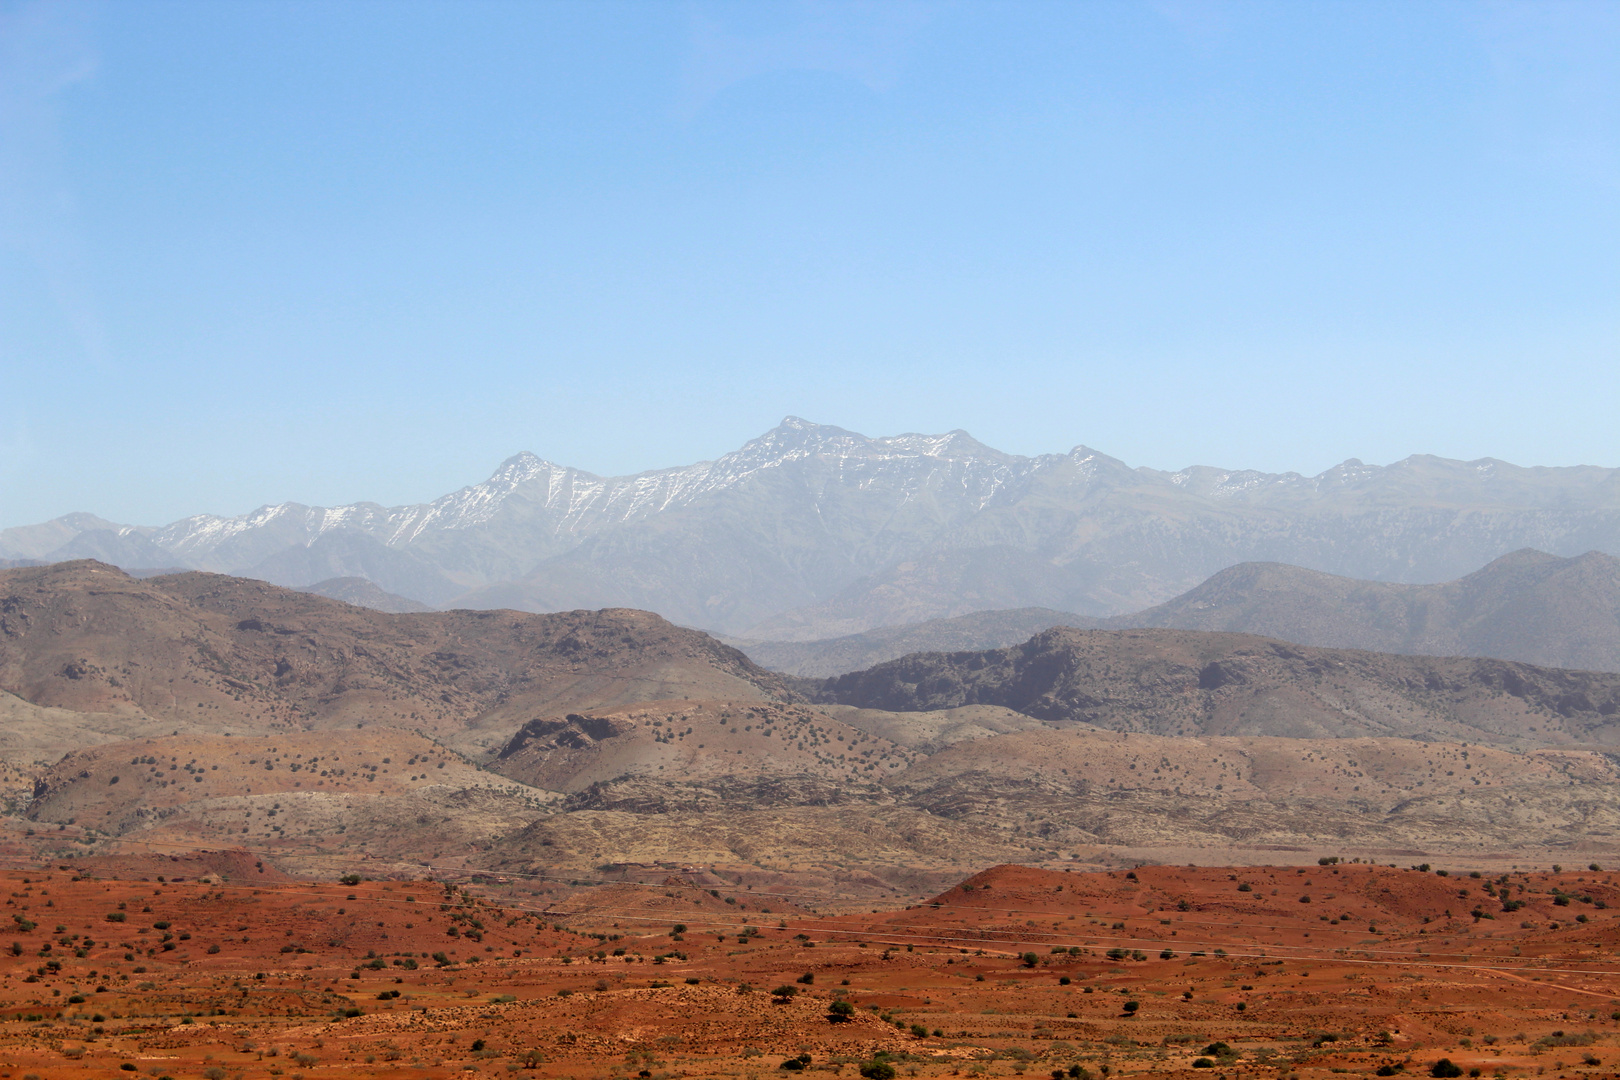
<box><xmin>25</xmin><ymin>729</ymin><xmax>554</xmax><ymax>869</ymax></box>
<box><xmin>12</xmin><ymin>562</ymin><xmax>1620</xmax><ymax>891</ymax></box>
<box><xmin>816</xmin><ymin>627</ymin><xmax>1620</xmax><ymax>747</ymax></box>
<box><xmin>0</xmin><ymin>560</ymin><xmax>796</xmax><ymax>760</ymax></box>
<box><xmin>491</xmin><ymin>700</ymin><xmax>918</xmax><ymax>793</ymax></box>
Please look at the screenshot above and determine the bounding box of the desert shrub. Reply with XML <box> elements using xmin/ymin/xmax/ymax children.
<box><xmin>1534</xmin><ymin>1032</ymin><xmax>1595</xmax><ymax>1048</ymax></box>
<box><xmin>1191</xmin><ymin>1060</ymin><xmax>1214</xmax><ymax>1069</ymax></box>
<box><xmin>828</xmin><ymin>1000</ymin><xmax>855</xmax><ymax>1023</ymax></box>
<box><xmin>1430</xmin><ymin>1059</ymin><xmax>1462</xmax><ymax>1078</ymax></box>
<box><xmin>859</xmin><ymin>1061</ymin><xmax>896</xmax><ymax>1080</ymax></box>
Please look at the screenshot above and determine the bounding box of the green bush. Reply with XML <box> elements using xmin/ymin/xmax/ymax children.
<box><xmin>859</xmin><ymin>1061</ymin><xmax>896</xmax><ymax>1080</ymax></box>
<box><xmin>1430</xmin><ymin>1060</ymin><xmax>1463</xmax><ymax>1078</ymax></box>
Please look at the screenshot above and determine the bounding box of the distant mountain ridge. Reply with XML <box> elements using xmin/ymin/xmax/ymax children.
<box><xmin>6</xmin><ymin>418</ymin><xmax>1620</xmax><ymax>635</ymax></box>
<box><xmin>735</xmin><ymin>608</ymin><xmax>1101</xmax><ymax>678</ymax></box>
<box><xmin>1118</xmin><ymin>548</ymin><xmax>1620</xmax><ymax>673</ymax></box>
<box><xmin>295</xmin><ymin>576</ymin><xmax>432</xmax><ymax>614</ymax></box>
<box><xmin>739</xmin><ymin>549</ymin><xmax>1620</xmax><ymax>676</ymax></box>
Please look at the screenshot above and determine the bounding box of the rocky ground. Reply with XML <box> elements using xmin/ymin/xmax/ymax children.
<box><xmin>0</xmin><ymin>857</ymin><xmax>1618</xmax><ymax>1079</ymax></box>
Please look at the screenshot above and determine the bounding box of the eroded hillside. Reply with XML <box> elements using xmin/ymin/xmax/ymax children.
<box><xmin>817</xmin><ymin>627</ymin><xmax>1620</xmax><ymax>747</ymax></box>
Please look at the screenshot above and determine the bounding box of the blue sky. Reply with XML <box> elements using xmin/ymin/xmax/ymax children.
<box><xmin>2</xmin><ymin>0</ymin><xmax>1618</xmax><ymax>527</ymax></box>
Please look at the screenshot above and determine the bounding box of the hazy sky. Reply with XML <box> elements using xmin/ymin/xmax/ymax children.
<box><xmin>2</xmin><ymin>0</ymin><xmax>1618</xmax><ymax>528</ymax></box>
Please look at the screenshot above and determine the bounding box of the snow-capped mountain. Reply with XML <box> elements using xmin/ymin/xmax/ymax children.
<box><xmin>6</xmin><ymin>417</ymin><xmax>1620</xmax><ymax>636</ymax></box>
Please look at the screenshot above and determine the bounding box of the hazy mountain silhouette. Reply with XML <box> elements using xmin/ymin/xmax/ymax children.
<box><xmin>743</xmin><ymin>549</ymin><xmax>1620</xmax><ymax>676</ymax></box>
<box><xmin>7</xmin><ymin>419</ymin><xmax>1620</xmax><ymax>636</ymax></box>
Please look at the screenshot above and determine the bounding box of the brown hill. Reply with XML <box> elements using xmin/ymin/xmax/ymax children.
<box><xmin>817</xmin><ymin>626</ymin><xmax>1620</xmax><ymax>747</ymax></box>
<box><xmin>895</xmin><ymin>727</ymin><xmax>1620</xmax><ymax>804</ymax></box>
<box><xmin>0</xmin><ymin>560</ymin><xmax>797</xmax><ymax>759</ymax></box>
<box><xmin>16</xmin><ymin>561</ymin><xmax>1620</xmax><ymax>893</ymax></box>
<box><xmin>24</xmin><ymin>729</ymin><xmax>556</xmax><ymax>872</ymax></box>
<box><xmin>492</xmin><ymin>700</ymin><xmax>916</xmax><ymax>793</ymax></box>
<box><xmin>818</xmin><ymin>703</ymin><xmax>1057</xmax><ymax>753</ymax></box>
<box><xmin>1119</xmin><ymin>548</ymin><xmax>1620</xmax><ymax>672</ymax></box>
<box><xmin>884</xmin><ymin>726</ymin><xmax>1620</xmax><ymax>853</ymax></box>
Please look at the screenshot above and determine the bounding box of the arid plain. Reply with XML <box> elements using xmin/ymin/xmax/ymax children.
<box><xmin>2</xmin><ymin>856</ymin><xmax>1619</xmax><ymax>1079</ymax></box>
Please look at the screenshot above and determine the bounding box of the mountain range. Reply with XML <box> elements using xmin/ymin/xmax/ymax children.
<box><xmin>738</xmin><ymin>548</ymin><xmax>1620</xmax><ymax>676</ymax></box>
<box><xmin>6</xmin><ymin>418</ymin><xmax>1620</xmax><ymax>638</ymax></box>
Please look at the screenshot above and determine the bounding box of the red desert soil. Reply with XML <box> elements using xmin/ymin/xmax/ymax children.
<box><xmin>1</xmin><ymin>857</ymin><xmax>1618</xmax><ymax>1079</ymax></box>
